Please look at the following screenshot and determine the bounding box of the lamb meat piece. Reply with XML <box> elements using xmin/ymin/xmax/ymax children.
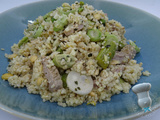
<box><xmin>42</xmin><ymin>57</ymin><xmax>63</xmax><ymax>92</ymax></box>
<box><xmin>111</xmin><ymin>45</ymin><xmax>136</xmax><ymax>65</ymax></box>
<box><xmin>76</xmin><ymin>24</ymin><xmax>84</xmax><ymax>31</ymax></box>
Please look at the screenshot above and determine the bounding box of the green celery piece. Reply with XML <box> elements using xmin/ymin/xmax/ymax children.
<box><xmin>45</xmin><ymin>17</ymin><xmax>56</xmax><ymax>23</ymax></box>
<box><xmin>87</xmin><ymin>29</ymin><xmax>102</xmax><ymax>42</ymax></box>
<box><xmin>103</xmin><ymin>32</ymin><xmax>119</xmax><ymax>46</ymax></box>
<box><xmin>57</xmin><ymin>7</ymin><xmax>64</xmax><ymax>15</ymax></box>
<box><xmin>61</xmin><ymin>73</ymin><xmax>68</xmax><ymax>88</ymax></box>
<box><xmin>88</xmin><ymin>20</ymin><xmax>95</xmax><ymax>26</ymax></box>
<box><xmin>18</xmin><ymin>36</ymin><xmax>29</xmax><ymax>47</ymax></box>
<box><xmin>45</xmin><ymin>17</ymin><xmax>51</xmax><ymax>22</ymax></box>
<box><xmin>43</xmin><ymin>11</ymin><xmax>53</xmax><ymax>20</ymax></box>
<box><xmin>129</xmin><ymin>40</ymin><xmax>140</xmax><ymax>53</ymax></box>
<box><xmin>53</xmin><ymin>15</ymin><xmax>68</xmax><ymax>32</ymax></box>
<box><xmin>64</xmin><ymin>10</ymin><xmax>76</xmax><ymax>16</ymax></box>
<box><xmin>56</xmin><ymin>47</ymin><xmax>63</xmax><ymax>54</ymax></box>
<box><xmin>120</xmin><ymin>78</ymin><xmax>125</xmax><ymax>84</ymax></box>
<box><xmin>34</xmin><ymin>25</ymin><xmax>44</xmax><ymax>38</ymax></box>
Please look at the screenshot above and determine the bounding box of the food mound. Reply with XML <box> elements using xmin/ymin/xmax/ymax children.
<box><xmin>2</xmin><ymin>1</ymin><xmax>145</xmax><ymax>107</ymax></box>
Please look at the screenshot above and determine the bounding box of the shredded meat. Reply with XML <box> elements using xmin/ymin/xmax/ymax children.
<box><xmin>64</xmin><ymin>29</ymin><xmax>74</xmax><ymax>36</ymax></box>
<box><xmin>64</xmin><ymin>24</ymin><xmax>84</xmax><ymax>36</ymax></box>
<box><xmin>77</xmin><ymin>24</ymin><xmax>84</xmax><ymax>31</ymax></box>
<box><xmin>111</xmin><ymin>45</ymin><xmax>136</xmax><ymax>65</ymax></box>
<box><xmin>42</xmin><ymin>57</ymin><xmax>63</xmax><ymax>92</ymax></box>
<box><xmin>111</xmin><ymin>65</ymin><xmax>125</xmax><ymax>73</ymax></box>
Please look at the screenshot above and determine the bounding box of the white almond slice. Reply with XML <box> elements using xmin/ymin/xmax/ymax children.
<box><xmin>67</xmin><ymin>71</ymin><xmax>93</xmax><ymax>95</ymax></box>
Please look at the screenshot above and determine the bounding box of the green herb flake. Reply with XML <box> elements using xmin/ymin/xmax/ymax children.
<box><xmin>78</xmin><ymin>7</ymin><xmax>84</xmax><ymax>13</ymax></box>
<box><xmin>18</xmin><ymin>36</ymin><xmax>29</xmax><ymax>47</ymax></box>
<box><xmin>75</xmin><ymin>88</ymin><xmax>78</xmax><ymax>91</ymax></box>
<box><xmin>77</xmin><ymin>87</ymin><xmax>81</xmax><ymax>90</ymax></box>
<box><xmin>74</xmin><ymin>81</ymin><xmax>78</xmax><ymax>85</ymax></box>
<box><xmin>80</xmin><ymin>1</ymin><xmax>84</xmax><ymax>6</ymax></box>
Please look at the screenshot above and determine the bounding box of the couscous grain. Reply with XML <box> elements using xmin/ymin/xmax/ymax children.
<box><xmin>2</xmin><ymin>1</ymin><xmax>148</xmax><ymax>107</ymax></box>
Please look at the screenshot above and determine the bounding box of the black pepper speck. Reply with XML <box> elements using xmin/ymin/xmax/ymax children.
<box><xmin>88</xmin><ymin>53</ymin><xmax>92</xmax><ymax>57</ymax></box>
<box><xmin>105</xmin><ymin>45</ymin><xmax>111</xmax><ymax>48</ymax></box>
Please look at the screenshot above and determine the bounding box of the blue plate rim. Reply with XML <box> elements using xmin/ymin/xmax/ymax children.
<box><xmin>0</xmin><ymin>0</ymin><xmax>160</xmax><ymax>119</ymax></box>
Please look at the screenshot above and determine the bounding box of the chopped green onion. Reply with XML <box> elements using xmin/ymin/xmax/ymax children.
<box><xmin>64</xmin><ymin>10</ymin><xmax>76</xmax><ymax>15</ymax></box>
<box><xmin>120</xmin><ymin>78</ymin><xmax>125</xmax><ymax>84</ymax></box>
<box><xmin>87</xmin><ymin>29</ymin><xmax>102</xmax><ymax>42</ymax></box>
<box><xmin>56</xmin><ymin>47</ymin><xmax>63</xmax><ymax>54</ymax></box>
<box><xmin>57</xmin><ymin>7</ymin><xmax>64</xmax><ymax>15</ymax></box>
<box><xmin>43</xmin><ymin>11</ymin><xmax>53</xmax><ymax>20</ymax></box>
<box><xmin>100</xmin><ymin>19</ymin><xmax>106</xmax><ymax>26</ymax></box>
<box><xmin>80</xmin><ymin>1</ymin><xmax>84</xmax><ymax>6</ymax></box>
<box><xmin>78</xmin><ymin>1</ymin><xmax>84</xmax><ymax>13</ymax></box>
<box><xmin>51</xmin><ymin>18</ymin><xmax>56</xmax><ymax>23</ymax></box>
<box><xmin>103</xmin><ymin>32</ymin><xmax>119</xmax><ymax>47</ymax></box>
<box><xmin>45</xmin><ymin>17</ymin><xmax>55</xmax><ymax>23</ymax></box>
<box><xmin>45</xmin><ymin>17</ymin><xmax>51</xmax><ymax>22</ymax></box>
<box><xmin>53</xmin><ymin>54</ymin><xmax>76</xmax><ymax>70</ymax></box>
<box><xmin>63</xmin><ymin>7</ymin><xmax>71</xmax><ymax>12</ymax></box>
<box><xmin>118</xmin><ymin>40</ymin><xmax>126</xmax><ymax>50</ymax></box>
<box><xmin>78</xmin><ymin>7</ymin><xmax>84</xmax><ymax>13</ymax></box>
